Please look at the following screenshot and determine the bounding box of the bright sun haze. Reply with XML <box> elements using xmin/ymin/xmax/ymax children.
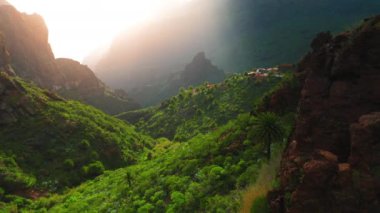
<box><xmin>7</xmin><ymin>0</ymin><xmax>191</xmax><ymax>61</ymax></box>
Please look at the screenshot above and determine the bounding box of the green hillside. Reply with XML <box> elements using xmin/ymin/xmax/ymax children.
<box><xmin>23</xmin><ymin>112</ymin><xmax>293</xmax><ymax>212</ymax></box>
<box><xmin>119</xmin><ymin>73</ymin><xmax>286</xmax><ymax>141</ymax></box>
<box><xmin>0</xmin><ymin>70</ymin><xmax>297</xmax><ymax>212</ymax></box>
<box><xmin>0</xmin><ymin>72</ymin><xmax>154</xmax><ymax>199</ymax></box>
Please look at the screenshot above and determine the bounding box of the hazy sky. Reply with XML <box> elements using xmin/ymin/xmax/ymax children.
<box><xmin>7</xmin><ymin>0</ymin><xmax>192</xmax><ymax>61</ymax></box>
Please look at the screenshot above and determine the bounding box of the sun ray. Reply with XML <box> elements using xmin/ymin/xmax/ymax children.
<box><xmin>7</xmin><ymin>0</ymin><xmax>192</xmax><ymax>61</ymax></box>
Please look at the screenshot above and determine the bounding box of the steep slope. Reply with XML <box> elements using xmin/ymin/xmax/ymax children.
<box><xmin>120</xmin><ymin>71</ymin><xmax>289</xmax><ymax>141</ymax></box>
<box><xmin>0</xmin><ymin>3</ymin><xmax>139</xmax><ymax>114</ymax></box>
<box><xmin>270</xmin><ymin>16</ymin><xmax>380</xmax><ymax>212</ymax></box>
<box><xmin>0</xmin><ymin>71</ymin><xmax>154</xmax><ymax>198</ymax></box>
<box><xmin>129</xmin><ymin>52</ymin><xmax>225</xmax><ymax>106</ymax></box>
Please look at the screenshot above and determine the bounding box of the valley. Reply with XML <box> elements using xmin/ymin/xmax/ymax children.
<box><xmin>0</xmin><ymin>1</ymin><xmax>380</xmax><ymax>212</ymax></box>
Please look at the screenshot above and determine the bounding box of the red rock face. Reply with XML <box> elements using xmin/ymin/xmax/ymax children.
<box><xmin>0</xmin><ymin>5</ymin><xmax>64</xmax><ymax>88</ymax></box>
<box><xmin>271</xmin><ymin>16</ymin><xmax>380</xmax><ymax>212</ymax></box>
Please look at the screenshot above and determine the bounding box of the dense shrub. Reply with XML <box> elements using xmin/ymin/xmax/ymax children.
<box><xmin>82</xmin><ymin>161</ymin><xmax>105</xmax><ymax>178</ymax></box>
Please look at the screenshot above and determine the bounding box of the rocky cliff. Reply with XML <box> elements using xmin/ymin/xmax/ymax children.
<box><xmin>0</xmin><ymin>4</ymin><xmax>63</xmax><ymax>87</ymax></box>
<box><xmin>270</xmin><ymin>16</ymin><xmax>380</xmax><ymax>212</ymax></box>
<box><xmin>0</xmin><ymin>4</ymin><xmax>139</xmax><ymax>114</ymax></box>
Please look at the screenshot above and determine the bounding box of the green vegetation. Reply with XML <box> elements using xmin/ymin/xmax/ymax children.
<box><xmin>119</xmin><ymin>73</ymin><xmax>283</xmax><ymax>141</ymax></box>
<box><xmin>0</xmin><ymin>75</ymin><xmax>154</xmax><ymax>197</ymax></box>
<box><xmin>0</xmin><ymin>71</ymin><xmax>296</xmax><ymax>212</ymax></box>
<box><xmin>24</xmin><ymin>113</ymin><xmax>291</xmax><ymax>212</ymax></box>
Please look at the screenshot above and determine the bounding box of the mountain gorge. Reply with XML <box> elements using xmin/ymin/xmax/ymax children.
<box><xmin>0</xmin><ymin>0</ymin><xmax>380</xmax><ymax>212</ymax></box>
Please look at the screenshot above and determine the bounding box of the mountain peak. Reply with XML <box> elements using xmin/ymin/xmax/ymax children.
<box><xmin>181</xmin><ymin>52</ymin><xmax>225</xmax><ymax>86</ymax></box>
<box><xmin>192</xmin><ymin>51</ymin><xmax>206</xmax><ymax>63</ymax></box>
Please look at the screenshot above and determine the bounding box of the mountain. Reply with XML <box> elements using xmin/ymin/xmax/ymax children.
<box><xmin>269</xmin><ymin>16</ymin><xmax>380</xmax><ymax>212</ymax></box>
<box><xmin>88</xmin><ymin>0</ymin><xmax>380</xmax><ymax>103</ymax></box>
<box><xmin>92</xmin><ymin>1</ymin><xmax>227</xmax><ymax>90</ymax></box>
<box><xmin>129</xmin><ymin>52</ymin><xmax>226</xmax><ymax>106</ymax></box>
<box><xmin>0</xmin><ymin>1</ymin><xmax>379</xmax><ymax>212</ymax></box>
<box><xmin>0</xmin><ymin>3</ymin><xmax>139</xmax><ymax>114</ymax></box>
<box><xmin>181</xmin><ymin>52</ymin><xmax>225</xmax><ymax>86</ymax></box>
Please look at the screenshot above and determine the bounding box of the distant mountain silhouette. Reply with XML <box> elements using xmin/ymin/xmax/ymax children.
<box><xmin>129</xmin><ymin>52</ymin><xmax>225</xmax><ymax>106</ymax></box>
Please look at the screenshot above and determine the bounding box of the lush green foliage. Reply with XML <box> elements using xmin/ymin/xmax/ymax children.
<box><xmin>0</xmin><ymin>77</ymin><xmax>154</xmax><ymax>196</ymax></box>
<box><xmin>0</xmin><ymin>72</ymin><xmax>296</xmax><ymax>212</ymax></box>
<box><xmin>119</xmin><ymin>74</ymin><xmax>282</xmax><ymax>141</ymax></box>
<box><xmin>24</xmin><ymin>113</ymin><xmax>291</xmax><ymax>212</ymax></box>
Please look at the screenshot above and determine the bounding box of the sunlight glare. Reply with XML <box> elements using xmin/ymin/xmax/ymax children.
<box><xmin>7</xmin><ymin>0</ymin><xmax>192</xmax><ymax>61</ymax></box>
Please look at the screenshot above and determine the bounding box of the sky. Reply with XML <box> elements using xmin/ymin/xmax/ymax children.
<box><xmin>7</xmin><ymin>0</ymin><xmax>192</xmax><ymax>61</ymax></box>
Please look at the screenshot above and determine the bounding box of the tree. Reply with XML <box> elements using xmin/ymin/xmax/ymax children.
<box><xmin>251</xmin><ymin>112</ymin><xmax>286</xmax><ymax>160</ymax></box>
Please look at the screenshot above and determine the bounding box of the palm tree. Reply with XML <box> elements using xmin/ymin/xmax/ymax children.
<box><xmin>251</xmin><ymin>112</ymin><xmax>286</xmax><ymax>160</ymax></box>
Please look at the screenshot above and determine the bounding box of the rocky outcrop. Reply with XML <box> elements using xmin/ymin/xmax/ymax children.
<box><xmin>270</xmin><ymin>16</ymin><xmax>380</xmax><ymax>212</ymax></box>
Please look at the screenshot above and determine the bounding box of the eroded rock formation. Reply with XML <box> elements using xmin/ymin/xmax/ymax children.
<box><xmin>270</xmin><ymin>16</ymin><xmax>380</xmax><ymax>212</ymax></box>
